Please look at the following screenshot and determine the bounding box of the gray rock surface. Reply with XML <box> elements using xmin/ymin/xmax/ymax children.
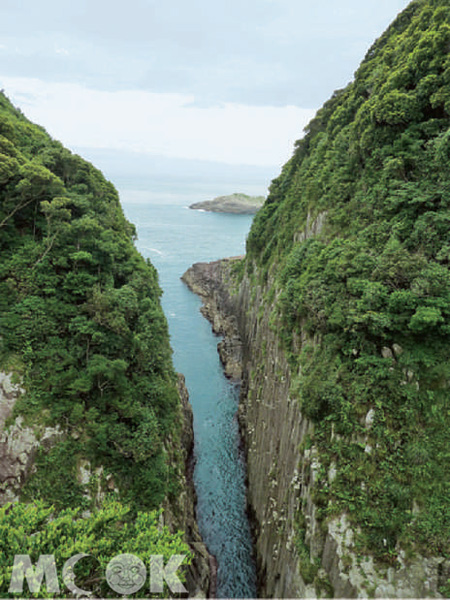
<box><xmin>182</xmin><ymin>258</ymin><xmax>244</xmax><ymax>381</ymax></box>
<box><xmin>0</xmin><ymin>372</ymin><xmax>63</xmax><ymax>506</ymax></box>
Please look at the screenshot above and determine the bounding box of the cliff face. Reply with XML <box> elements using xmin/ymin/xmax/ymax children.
<box><xmin>0</xmin><ymin>372</ymin><xmax>63</xmax><ymax>506</ymax></box>
<box><xmin>165</xmin><ymin>375</ymin><xmax>213</xmax><ymax>597</ymax></box>
<box><xmin>183</xmin><ymin>254</ymin><xmax>450</xmax><ymax>598</ymax></box>
<box><xmin>0</xmin><ymin>368</ymin><xmax>211</xmax><ymax>597</ymax></box>
<box><xmin>182</xmin><ymin>4</ymin><xmax>450</xmax><ymax>593</ymax></box>
<box><xmin>184</xmin><ymin>260</ymin><xmax>309</xmax><ymax>597</ymax></box>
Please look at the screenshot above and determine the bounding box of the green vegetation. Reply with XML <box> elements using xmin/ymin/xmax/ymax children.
<box><xmin>246</xmin><ymin>0</ymin><xmax>450</xmax><ymax>563</ymax></box>
<box><xmin>0</xmin><ymin>92</ymin><xmax>187</xmax><ymax>596</ymax></box>
<box><xmin>0</xmin><ymin>500</ymin><xmax>190</xmax><ymax>598</ymax></box>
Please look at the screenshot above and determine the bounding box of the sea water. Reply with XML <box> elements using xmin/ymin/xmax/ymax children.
<box><xmin>120</xmin><ymin>183</ymin><xmax>260</xmax><ymax>598</ymax></box>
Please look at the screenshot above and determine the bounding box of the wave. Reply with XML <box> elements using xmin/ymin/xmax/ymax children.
<box><xmin>142</xmin><ymin>246</ymin><xmax>164</xmax><ymax>256</ymax></box>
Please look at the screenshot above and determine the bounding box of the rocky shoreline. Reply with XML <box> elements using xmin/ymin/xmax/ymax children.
<box><xmin>169</xmin><ymin>375</ymin><xmax>215</xmax><ymax>598</ymax></box>
<box><xmin>182</xmin><ymin>258</ymin><xmax>304</xmax><ymax>598</ymax></box>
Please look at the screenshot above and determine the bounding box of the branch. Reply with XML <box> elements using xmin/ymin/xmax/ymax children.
<box><xmin>33</xmin><ymin>232</ymin><xmax>58</xmax><ymax>268</ymax></box>
<box><xmin>0</xmin><ymin>197</ymin><xmax>36</xmax><ymax>229</ymax></box>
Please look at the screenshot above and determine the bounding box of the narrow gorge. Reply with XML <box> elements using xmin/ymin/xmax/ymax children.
<box><xmin>2</xmin><ymin>0</ymin><xmax>450</xmax><ymax>598</ymax></box>
<box><xmin>122</xmin><ymin>198</ymin><xmax>258</xmax><ymax>598</ymax></box>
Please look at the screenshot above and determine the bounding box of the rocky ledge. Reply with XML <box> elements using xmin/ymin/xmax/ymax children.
<box><xmin>181</xmin><ymin>258</ymin><xmax>243</xmax><ymax>380</ymax></box>
<box><xmin>189</xmin><ymin>193</ymin><xmax>265</xmax><ymax>215</ymax></box>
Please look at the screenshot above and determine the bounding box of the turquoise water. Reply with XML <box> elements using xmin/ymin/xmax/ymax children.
<box><xmin>121</xmin><ymin>186</ymin><xmax>258</xmax><ymax>598</ymax></box>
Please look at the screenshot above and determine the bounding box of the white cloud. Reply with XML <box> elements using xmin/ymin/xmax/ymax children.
<box><xmin>0</xmin><ymin>76</ymin><xmax>316</xmax><ymax>167</ymax></box>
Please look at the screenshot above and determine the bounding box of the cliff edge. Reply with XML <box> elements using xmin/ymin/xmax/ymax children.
<box><xmin>183</xmin><ymin>256</ymin><xmax>450</xmax><ymax>598</ymax></box>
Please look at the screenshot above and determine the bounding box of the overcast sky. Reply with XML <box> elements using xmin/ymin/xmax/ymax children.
<box><xmin>1</xmin><ymin>0</ymin><xmax>410</xmax><ymax>169</ymax></box>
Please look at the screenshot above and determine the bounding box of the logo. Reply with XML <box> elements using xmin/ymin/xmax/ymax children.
<box><xmin>106</xmin><ymin>554</ymin><xmax>147</xmax><ymax>595</ymax></box>
<box><xmin>8</xmin><ymin>552</ymin><xmax>188</xmax><ymax>597</ymax></box>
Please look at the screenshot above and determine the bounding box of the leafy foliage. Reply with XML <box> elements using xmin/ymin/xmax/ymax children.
<box><xmin>0</xmin><ymin>500</ymin><xmax>190</xmax><ymax>598</ymax></box>
<box><xmin>246</xmin><ymin>0</ymin><xmax>450</xmax><ymax>560</ymax></box>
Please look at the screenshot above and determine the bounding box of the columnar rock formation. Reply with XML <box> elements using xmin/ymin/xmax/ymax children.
<box><xmin>183</xmin><ymin>251</ymin><xmax>450</xmax><ymax>598</ymax></box>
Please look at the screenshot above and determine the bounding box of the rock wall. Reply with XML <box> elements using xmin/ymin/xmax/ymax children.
<box><xmin>0</xmin><ymin>372</ymin><xmax>63</xmax><ymax>506</ymax></box>
<box><xmin>164</xmin><ymin>374</ymin><xmax>214</xmax><ymax>598</ymax></box>
<box><xmin>183</xmin><ymin>259</ymin><xmax>312</xmax><ymax>598</ymax></box>
<box><xmin>182</xmin><ymin>252</ymin><xmax>450</xmax><ymax>598</ymax></box>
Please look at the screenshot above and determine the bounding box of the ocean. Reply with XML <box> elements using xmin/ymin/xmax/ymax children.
<box><xmin>119</xmin><ymin>178</ymin><xmax>265</xmax><ymax>598</ymax></box>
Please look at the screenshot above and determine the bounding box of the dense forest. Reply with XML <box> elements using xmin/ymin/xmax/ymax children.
<box><xmin>244</xmin><ymin>0</ymin><xmax>450</xmax><ymax>574</ymax></box>
<box><xmin>0</xmin><ymin>92</ymin><xmax>189</xmax><ymax>596</ymax></box>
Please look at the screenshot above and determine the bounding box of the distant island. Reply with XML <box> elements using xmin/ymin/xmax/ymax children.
<box><xmin>189</xmin><ymin>193</ymin><xmax>265</xmax><ymax>214</ymax></box>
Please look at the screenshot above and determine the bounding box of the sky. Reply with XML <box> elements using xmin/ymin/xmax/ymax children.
<box><xmin>0</xmin><ymin>0</ymin><xmax>411</xmax><ymax>173</ymax></box>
